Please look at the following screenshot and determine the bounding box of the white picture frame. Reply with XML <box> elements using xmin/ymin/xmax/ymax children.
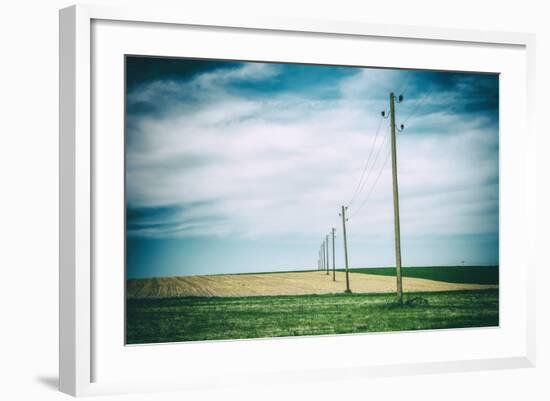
<box><xmin>59</xmin><ymin>4</ymin><xmax>536</xmax><ymax>397</ymax></box>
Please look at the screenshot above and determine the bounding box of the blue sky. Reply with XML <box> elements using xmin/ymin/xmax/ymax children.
<box><xmin>125</xmin><ymin>56</ymin><xmax>499</xmax><ymax>279</ymax></box>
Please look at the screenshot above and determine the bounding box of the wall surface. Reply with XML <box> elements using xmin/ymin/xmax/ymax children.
<box><xmin>0</xmin><ymin>0</ymin><xmax>547</xmax><ymax>400</ymax></box>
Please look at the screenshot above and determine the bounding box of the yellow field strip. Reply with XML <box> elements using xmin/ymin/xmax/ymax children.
<box><xmin>127</xmin><ymin>271</ymin><xmax>498</xmax><ymax>299</ymax></box>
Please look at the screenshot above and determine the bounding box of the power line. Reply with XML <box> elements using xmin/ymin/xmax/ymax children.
<box><xmin>402</xmin><ymin>95</ymin><xmax>429</xmax><ymax>125</ymax></box>
<box><xmin>347</xmin><ymin>116</ymin><xmax>386</xmax><ymax>207</ymax></box>
<box><xmin>354</xmin><ymin>123</ymin><xmax>390</xmax><ymax>198</ymax></box>
<box><xmin>336</xmin><ymin>91</ymin><xmax>408</xmax><ymax>302</ymax></box>
<box><xmin>349</xmin><ymin>93</ymin><xmax>409</xmax><ymax>218</ymax></box>
<box><xmin>350</xmin><ymin>146</ymin><xmax>391</xmax><ymax>218</ymax></box>
<box><xmin>350</xmin><ymin>122</ymin><xmax>391</xmax><ymax>207</ymax></box>
<box><xmin>397</xmin><ymin>71</ymin><xmax>412</xmax><ymax>97</ymax></box>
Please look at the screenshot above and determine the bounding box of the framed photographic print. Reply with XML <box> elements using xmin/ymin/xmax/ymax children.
<box><xmin>59</xmin><ymin>4</ymin><xmax>536</xmax><ymax>397</ymax></box>
<box><xmin>124</xmin><ymin>55</ymin><xmax>500</xmax><ymax>345</ymax></box>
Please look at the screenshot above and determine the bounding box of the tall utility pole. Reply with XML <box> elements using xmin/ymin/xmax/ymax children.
<box><xmin>331</xmin><ymin>227</ymin><xmax>336</xmax><ymax>281</ymax></box>
<box><xmin>340</xmin><ymin>206</ymin><xmax>351</xmax><ymax>293</ymax></box>
<box><xmin>389</xmin><ymin>92</ymin><xmax>403</xmax><ymax>303</ymax></box>
<box><xmin>325</xmin><ymin>235</ymin><xmax>330</xmax><ymax>275</ymax></box>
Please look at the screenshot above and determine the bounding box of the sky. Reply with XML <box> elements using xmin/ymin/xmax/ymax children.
<box><xmin>125</xmin><ymin>56</ymin><xmax>499</xmax><ymax>279</ymax></box>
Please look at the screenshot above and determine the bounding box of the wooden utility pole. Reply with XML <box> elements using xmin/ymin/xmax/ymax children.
<box><xmin>389</xmin><ymin>92</ymin><xmax>403</xmax><ymax>303</ymax></box>
<box><xmin>340</xmin><ymin>206</ymin><xmax>351</xmax><ymax>293</ymax></box>
<box><xmin>322</xmin><ymin>244</ymin><xmax>325</xmax><ymax>271</ymax></box>
<box><xmin>319</xmin><ymin>245</ymin><xmax>323</xmax><ymax>270</ymax></box>
<box><xmin>325</xmin><ymin>235</ymin><xmax>330</xmax><ymax>275</ymax></box>
<box><xmin>331</xmin><ymin>227</ymin><xmax>336</xmax><ymax>281</ymax></box>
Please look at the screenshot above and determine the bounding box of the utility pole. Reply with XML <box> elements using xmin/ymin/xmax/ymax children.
<box><xmin>322</xmin><ymin>242</ymin><xmax>325</xmax><ymax>272</ymax></box>
<box><xmin>322</xmin><ymin>244</ymin><xmax>325</xmax><ymax>271</ymax></box>
<box><xmin>389</xmin><ymin>92</ymin><xmax>403</xmax><ymax>303</ymax></box>
<box><xmin>331</xmin><ymin>227</ymin><xmax>336</xmax><ymax>281</ymax></box>
<box><xmin>340</xmin><ymin>206</ymin><xmax>351</xmax><ymax>293</ymax></box>
<box><xmin>325</xmin><ymin>235</ymin><xmax>330</xmax><ymax>275</ymax></box>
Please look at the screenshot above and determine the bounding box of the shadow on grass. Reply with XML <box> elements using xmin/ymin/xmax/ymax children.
<box><xmin>383</xmin><ymin>296</ymin><xmax>430</xmax><ymax>309</ymax></box>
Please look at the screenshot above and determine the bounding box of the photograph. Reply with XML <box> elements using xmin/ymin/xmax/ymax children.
<box><xmin>124</xmin><ymin>55</ymin><xmax>499</xmax><ymax>345</ymax></box>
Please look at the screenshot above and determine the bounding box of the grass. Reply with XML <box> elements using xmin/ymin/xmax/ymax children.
<box><xmin>126</xmin><ymin>289</ymin><xmax>498</xmax><ymax>344</ymax></box>
<box><xmin>344</xmin><ymin>265</ymin><xmax>499</xmax><ymax>285</ymax></box>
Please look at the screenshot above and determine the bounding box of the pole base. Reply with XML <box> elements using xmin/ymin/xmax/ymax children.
<box><xmin>344</xmin><ymin>289</ymin><xmax>352</xmax><ymax>294</ymax></box>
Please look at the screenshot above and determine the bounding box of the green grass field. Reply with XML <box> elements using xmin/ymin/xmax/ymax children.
<box><xmin>126</xmin><ymin>289</ymin><xmax>499</xmax><ymax>344</ymax></box>
<box><xmin>345</xmin><ymin>265</ymin><xmax>499</xmax><ymax>285</ymax></box>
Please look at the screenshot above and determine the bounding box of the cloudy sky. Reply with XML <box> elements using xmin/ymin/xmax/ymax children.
<box><xmin>125</xmin><ymin>56</ymin><xmax>499</xmax><ymax>279</ymax></box>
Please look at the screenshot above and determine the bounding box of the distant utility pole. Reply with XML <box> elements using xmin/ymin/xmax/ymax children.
<box><xmin>389</xmin><ymin>92</ymin><xmax>403</xmax><ymax>303</ymax></box>
<box><xmin>322</xmin><ymin>239</ymin><xmax>325</xmax><ymax>273</ymax></box>
<box><xmin>325</xmin><ymin>235</ymin><xmax>330</xmax><ymax>275</ymax></box>
<box><xmin>331</xmin><ymin>227</ymin><xmax>336</xmax><ymax>281</ymax></box>
<box><xmin>340</xmin><ymin>206</ymin><xmax>351</xmax><ymax>293</ymax></box>
<box><xmin>322</xmin><ymin>242</ymin><xmax>325</xmax><ymax>272</ymax></box>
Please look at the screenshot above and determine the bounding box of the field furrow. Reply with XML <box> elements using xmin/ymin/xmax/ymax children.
<box><xmin>126</xmin><ymin>271</ymin><xmax>497</xmax><ymax>299</ymax></box>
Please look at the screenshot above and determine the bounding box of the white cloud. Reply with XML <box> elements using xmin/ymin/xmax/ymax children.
<box><xmin>126</xmin><ymin>64</ymin><xmax>498</xmax><ymax>247</ymax></box>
